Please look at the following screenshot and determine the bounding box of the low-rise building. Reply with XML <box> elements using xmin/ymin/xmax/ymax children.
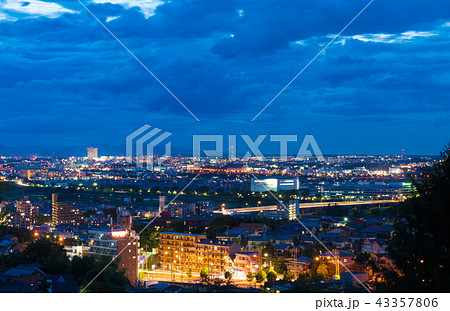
<box><xmin>234</xmin><ymin>252</ymin><xmax>260</xmax><ymax>274</ymax></box>
<box><xmin>286</xmin><ymin>256</ymin><xmax>313</xmax><ymax>276</ymax></box>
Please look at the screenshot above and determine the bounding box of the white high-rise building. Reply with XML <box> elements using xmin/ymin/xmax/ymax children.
<box><xmin>87</xmin><ymin>147</ymin><xmax>98</xmax><ymax>159</ymax></box>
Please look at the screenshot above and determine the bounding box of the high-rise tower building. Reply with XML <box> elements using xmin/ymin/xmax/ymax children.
<box><xmin>87</xmin><ymin>147</ymin><xmax>98</xmax><ymax>159</ymax></box>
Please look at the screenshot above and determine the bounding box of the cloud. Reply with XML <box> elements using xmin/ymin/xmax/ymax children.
<box><xmin>91</xmin><ymin>0</ymin><xmax>163</xmax><ymax>18</ymax></box>
<box><xmin>342</xmin><ymin>31</ymin><xmax>437</xmax><ymax>44</ymax></box>
<box><xmin>0</xmin><ymin>0</ymin><xmax>449</xmax><ymax>154</ymax></box>
<box><xmin>1</xmin><ymin>0</ymin><xmax>76</xmax><ymax>19</ymax></box>
<box><xmin>106</xmin><ymin>15</ymin><xmax>120</xmax><ymax>22</ymax></box>
<box><xmin>0</xmin><ymin>11</ymin><xmax>18</xmax><ymax>21</ymax></box>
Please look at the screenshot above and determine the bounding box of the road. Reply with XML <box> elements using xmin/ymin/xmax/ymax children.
<box><xmin>216</xmin><ymin>199</ymin><xmax>399</xmax><ymax>214</ymax></box>
<box><xmin>139</xmin><ymin>269</ymin><xmax>261</xmax><ymax>288</ymax></box>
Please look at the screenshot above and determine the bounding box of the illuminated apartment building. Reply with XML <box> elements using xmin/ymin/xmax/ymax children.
<box><xmin>158</xmin><ymin>232</ymin><xmax>206</xmax><ymax>274</ymax></box>
<box><xmin>233</xmin><ymin>252</ymin><xmax>260</xmax><ymax>274</ymax></box>
<box><xmin>196</xmin><ymin>239</ymin><xmax>241</xmax><ymax>277</ymax></box>
<box><xmin>7</xmin><ymin>213</ymin><xmax>32</xmax><ymax>230</ymax></box>
<box><xmin>158</xmin><ymin>233</ymin><xmax>241</xmax><ymax>277</ymax></box>
<box><xmin>261</xmin><ymin>199</ymin><xmax>299</xmax><ymax>220</ymax></box>
<box><xmin>51</xmin><ymin>194</ymin><xmax>82</xmax><ymax>225</ymax></box>
<box><xmin>88</xmin><ymin>210</ymin><xmax>139</xmax><ymax>285</ymax></box>
<box><xmin>8</xmin><ymin>197</ymin><xmax>40</xmax><ymax>229</ymax></box>
<box><xmin>16</xmin><ymin>197</ymin><xmax>39</xmax><ymax>217</ymax></box>
<box><xmin>194</xmin><ymin>201</ymin><xmax>213</xmax><ymax>216</ymax></box>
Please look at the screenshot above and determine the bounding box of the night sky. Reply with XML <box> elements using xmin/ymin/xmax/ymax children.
<box><xmin>1</xmin><ymin>0</ymin><xmax>449</xmax><ymax>156</ymax></box>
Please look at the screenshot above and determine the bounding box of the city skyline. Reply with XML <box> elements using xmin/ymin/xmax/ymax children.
<box><xmin>1</xmin><ymin>0</ymin><xmax>450</xmax><ymax>300</ymax></box>
<box><xmin>1</xmin><ymin>0</ymin><xmax>449</xmax><ymax>155</ymax></box>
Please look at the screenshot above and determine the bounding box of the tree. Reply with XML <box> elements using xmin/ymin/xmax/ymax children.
<box><xmin>0</xmin><ymin>182</ymin><xmax>11</xmax><ymax>226</ymax></box>
<box><xmin>72</xmin><ymin>256</ymin><xmax>129</xmax><ymax>292</ymax></box>
<box><xmin>132</xmin><ymin>225</ymin><xmax>159</xmax><ymax>249</ymax></box>
<box><xmin>283</xmin><ymin>271</ymin><xmax>295</xmax><ymax>281</ymax></box>
<box><xmin>1</xmin><ymin>239</ymin><xmax>129</xmax><ymax>292</ymax></box>
<box><xmin>186</xmin><ymin>268</ymin><xmax>192</xmax><ymax>280</ymax></box>
<box><xmin>246</xmin><ymin>272</ymin><xmax>255</xmax><ymax>282</ymax></box>
<box><xmin>0</xmin><ymin>181</ymin><xmax>11</xmax><ymax>200</ymax></box>
<box><xmin>316</xmin><ymin>263</ymin><xmax>329</xmax><ymax>278</ymax></box>
<box><xmin>316</xmin><ymin>262</ymin><xmax>335</xmax><ymax>279</ymax></box>
<box><xmin>324</xmin><ymin>205</ymin><xmax>348</xmax><ymax>217</ymax></box>
<box><xmin>6</xmin><ymin>239</ymin><xmax>71</xmax><ymax>274</ymax></box>
<box><xmin>388</xmin><ymin>146</ymin><xmax>450</xmax><ymax>291</ymax></box>
<box><xmin>200</xmin><ymin>266</ymin><xmax>210</xmax><ymax>279</ymax></box>
<box><xmin>206</xmin><ymin>215</ymin><xmax>241</xmax><ymax>239</ymax></box>
<box><xmin>167</xmin><ymin>220</ymin><xmax>186</xmax><ymax>233</ymax></box>
<box><xmin>267</xmin><ymin>270</ymin><xmax>277</xmax><ymax>284</ymax></box>
<box><xmin>255</xmin><ymin>270</ymin><xmax>266</xmax><ymax>283</ymax></box>
<box><xmin>302</xmin><ymin>246</ymin><xmax>320</xmax><ymax>258</ymax></box>
<box><xmin>0</xmin><ymin>226</ymin><xmax>32</xmax><ymax>243</ymax></box>
<box><xmin>224</xmin><ymin>271</ymin><xmax>233</xmax><ymax>282</ymax></box>
<box><xmin>262</xmin><ymin>242</ymin><xmax>276</xmax><ymax>257</ymax></box>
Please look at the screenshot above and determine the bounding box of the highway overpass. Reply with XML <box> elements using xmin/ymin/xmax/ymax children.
<box><xmin>215</xmin><ymin>200</ymin><xmax>399</xmax><ymax>214</ymax></box>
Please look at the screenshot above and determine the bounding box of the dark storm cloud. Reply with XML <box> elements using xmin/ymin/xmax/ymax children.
<box><xmin>0</xmin><ymin>0</ymin><xmax>449</xmax><ymax>154</ymax></box>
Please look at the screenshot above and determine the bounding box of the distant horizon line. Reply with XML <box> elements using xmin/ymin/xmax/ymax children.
<box><xmin>0</xmin><ymin>153</ymin><xmax>442</xmax><ymax>158</ymax></box>
<box><xmin>0</xmin><ymin>143</ymin><xmax>446</xmax><ymax>158</ymax></box>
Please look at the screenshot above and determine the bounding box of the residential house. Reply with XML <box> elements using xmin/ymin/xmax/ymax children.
<box><xmin>361</xmin><ymin>239</ymin><xmax>388</xmax><ymax>254</ymax></box>
<box><xmin>269</xmin><ymin>234</ymin><xmax>295</xmax><ymax>246</ymax></box>
<box><xmin>320</xmin><ymin>250</ymin><xmax>355</xmax><ymax>267</ymax></box>
<box><xmin>0</xmin><ymin>235</ymin><xmax>24</xmax><ymax>255</ymax></box>
<box><xmin>286</xmin><ymin>257</ymin><xmax>313</xmax><ymax>276</ymax></box>
<box><xmin>370</xmin><ymin>253</ymin><xmax>395</xmax><ymax>270</ymax></box>
<box><xmin>48</xmin><ymin>275</ymin><xmax>80</xmax><ymax>293</ymax></box>
<box><xmin>232</xmin><ymin>223</ymin><xmax>268</xmax><ymax>235</ymax></box>
<box><xmin>340</xmin><ymin>271</ymin><xmax>369</xmax><ymax>288</ymax></box>
<box><xmin>1</xmin><ymin>263</ymin><xmax>46</xmax><ymax>292</ymax></box>
<box><xmin>247</xmin><ymin>235</ymin><xmax>271</xmax><ymax>250</ymax></box>
<box><xmin>274</xmin><ymin>243</ymin><xmax>291</xmax><ymax>254</ymax></box>
<box><xmin>376</xmin><ymin>225</ymin><xmax>394</xmax><ymax>239</ymax></box>
<box><xmin>216</xmin><ymin>229</ymin><xmax>248</xmax><ymax>242</ymax></box>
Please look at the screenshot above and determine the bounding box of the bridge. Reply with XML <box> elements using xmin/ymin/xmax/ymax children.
<box><xmin>215</xmin><ymin>200</ymin><xmax>399</xmax><ymax>214</ymax></box>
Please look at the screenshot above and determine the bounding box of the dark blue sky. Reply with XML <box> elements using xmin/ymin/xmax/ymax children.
<box><xmin>1</xmin><ymin>0</ymin><xmax>449</xmax><ymax>156</ymax></box>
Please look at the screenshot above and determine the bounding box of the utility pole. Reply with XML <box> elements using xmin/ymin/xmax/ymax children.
<box><xmin>334</xmin><ymin>249</ymin><xmax>340</xmax><ymax>276</ymax></box>
<box><xmin>145</xmin><ymin>244</ymin><xmax>148</xmax><ymax>272</ymax></box>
